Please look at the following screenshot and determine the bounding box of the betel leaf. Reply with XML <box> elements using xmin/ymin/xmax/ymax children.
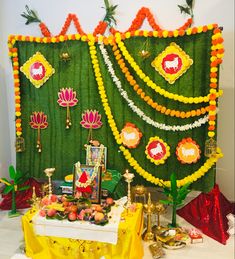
<box><xmin>9</xmin><ymin>165</ymin><xmax>16</xmax><ymax>180</ymax></box>
<box><xmin>3</xmin><ymin>185</ymin><xmax>14</xmax><ymax>195</ymax></box>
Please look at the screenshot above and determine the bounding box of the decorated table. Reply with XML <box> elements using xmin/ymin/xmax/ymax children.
<box><xmin>22</xmin><ymin>203</ymin><xmax>144</xmax><ymax>259</ymax></box>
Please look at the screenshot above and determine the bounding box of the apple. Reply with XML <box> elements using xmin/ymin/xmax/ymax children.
<box><xmin>68</xmin><ymin>211</ymin><xmax>77</xmax><ymax>221</ymax></box>
<box><xmin>69</xmin><ymin>205</ymin><xmax>78</xmax><ymax>213</ymax></box>
<box><xmin>47</xmin><ymin>208</ymin><xmax>57</xmax><ymax>217</ymax></box>
<box><xmin>106</xmin><ymin>197</ymin><xmax>114</xmax><ymax>205</ymax></box>
<box><xmin>50</xmin><ymin>194</ymin><xmax>58</xmax><ymax>202</ymax></box>
<box><xmin>94</xmin><ymin>212</ymin><xmax>105</xmax><ymax>221</ymax></box>
<box><xmin>39</xmin><ymin>209</ymin><xmax>46</xmax><ymax>217</ymax></box>
<box><xmin>41</xmin><ymin>197</ymin><xmax>52</xmax><ymax>206</ymax></box>
<box><xmin>92</xmin><ymin>204</ymin><xmax>103</xmax><ymax>212</ymax></box>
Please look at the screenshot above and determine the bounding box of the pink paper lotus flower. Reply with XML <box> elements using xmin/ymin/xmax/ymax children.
<box><xmin>80</xmin><ymin>110</ymin><xmax>102</xmax><ymax>129</ymax></box>
<box><xmin>57</xmin><ymin>88</ymin><xmax>78</xmax><ymax>107</ymax></box>
<box><xmin>30</xmin><ymin>111</ymin><xmax>48</xmax><ymax>129</ymax></box>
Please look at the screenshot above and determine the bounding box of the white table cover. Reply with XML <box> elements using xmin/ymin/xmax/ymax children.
<box><xmin>32</xmin><ymin>197</ymin><xmax>127</xmax><ymax>245</ymax></box>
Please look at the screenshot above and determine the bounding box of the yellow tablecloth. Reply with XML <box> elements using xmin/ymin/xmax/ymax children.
<box><xmin>22</xmin><ymin>204</ymin><xmax>144</xmax><ymax>259</ymax></box>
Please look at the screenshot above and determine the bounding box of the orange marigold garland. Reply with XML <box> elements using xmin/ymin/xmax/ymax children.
<box><xmin>111</xmin><ymin>43</ymin><xmax>209</xmax><ymax>118</ymax></box>
<box><xmin>208</xmin><ymin>27</ymin><xmax>224</xmax><ymax>139</ymax></box>
<box><xmin>176</xmin><ymin>138</ymin><xmax>201</xmax><ymax>164</ymax></box>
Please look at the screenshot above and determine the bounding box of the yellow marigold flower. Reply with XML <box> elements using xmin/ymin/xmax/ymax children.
<box><xmin>75</xmin><ymin>34</ymin><xmax>81</xmax><ymax>40</ymax></box>
<box><xmin>15</xmin><ymin>112</ymin><xmax>21</xmax><ymax>116</ymax></box>
<box><xmin>208</xmin><ymin>131</ymin><xmax>215</xmax><ymax>138</ymax></box>
<box><xmin>16</xmin><ymin>132</ymin><xmax>22</xmax><ymax>136</ymax></box>
<box><xmin>153</xmin><ymin>31</ymin><xmax>158</xmax><ymax>37</ymax></box>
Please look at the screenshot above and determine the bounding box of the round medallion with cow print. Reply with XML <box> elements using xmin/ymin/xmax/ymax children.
<box><xmin>145</xmin><ymin>136</ymin><xmax>170</xmax><ymax>165</ymax></box>
<box><xmin>176</xmin><ymin>138</ymin><xmax>201</xmax><ymax>164</ymax></box>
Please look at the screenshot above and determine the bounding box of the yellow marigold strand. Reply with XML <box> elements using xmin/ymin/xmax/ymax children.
<box><xmin>112</xmin><ymin>43</ymin><xmax>210</xmax><ymax>118</ymax></box>
<box><xmin>115</xmin><ymin>34</ymin><xmax>223</xmax><ymax>104</ymax></box>
<box><xmin>89</xmin><ymin>40</ymin><xmax>223</xmax><ymax>187</ymax></box>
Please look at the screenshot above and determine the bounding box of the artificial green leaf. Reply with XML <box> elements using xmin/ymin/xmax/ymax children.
<box><xmin>170</xmin><ymin>172</ymin><xmax>177</xmax><ymax>198</ymax></box>
<box><xmin>0</xmin><ymin>178</ymin><xmax>10</xmax><ymax>185</ymax></box>
<box><xmin>178</xmin><ymin>5</ymin><xmax>191</xmax><ymax>15</ymax></box>
<box><xmin>3</xmin><ymin>185</ymin><xmax>13</xmax><ymax>194</ymax></box>
<box><xmin>9</xmin><ymin>165</ymin><xmax>16</xmax><ymax>180</ymax></box>
<box><xmin>162</xmin><ymin>187</ymin><xmax>172</xmax><ymax>196</ymax></box>
<box><xmin>159</xmin><ymin>199</ymin><xmax>172</xmax><ymax>205</ymax></box>
<box><xmin>104</xmin><ymin>0</ymin><xmax>110</xmax><ymax>9</ymax></box>
<box><xmin>186</xmin><ymin>0</ymin><xmax>194</xmax><ymax>8</ymax></box>
<box><xmin>18</xmin><ymin>185</ymin><xmax>30</xmax><ymax>192</ymax></box>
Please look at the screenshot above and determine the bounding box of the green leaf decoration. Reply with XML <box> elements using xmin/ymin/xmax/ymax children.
<box><xmin>159</xmin><ymin>199</ymin><xmax>173</xmax><ymax>205</ymax></box>
<box><xmin>18</xmin><ymin>185</ymin><xmax>30</xmax><ymax>192</ymax></box>
<box><xmin>178</xmin><ymin>5</ymin><xmax>191</xmax><ymax>15</ymax></box>
<box><xmin>0</xmin><ymin>178</ymin><xmax>10</xmax><ymax>185</ymax></box>
<box><xmin>102</xmin><ymin>0</ymin><xmax>118</xmax><ymax>27</ymax></box>
<box><xmin>170</xmin><ymin>172</ymin><xmax>177</xmax><ymax>198</ymax></box>
<box><xmin>186</xmin><ymin>0</ymin><xmax>194</xmax><ymax>8</ymax></box>
<box><xmin>21</xmin><ymin>5</ymin><xmax>41</xmax><ymax>25</ymax></box>
<box><xmin>9</xmin><ymin>165</ymin><xmax>16</xmax><ymax>180</ymax></box>
<box><xmin>3</xmin><ymin>185</ymin><xmax>14</xmax><ymax>195</ymax></box>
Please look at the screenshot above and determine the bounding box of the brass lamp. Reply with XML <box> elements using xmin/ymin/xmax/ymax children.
<box><xmin>143</xmin><ymin>192</ymin><xmax>155</xmax><ymax>241</ymax></box>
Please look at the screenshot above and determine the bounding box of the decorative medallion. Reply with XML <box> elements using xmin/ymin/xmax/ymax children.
<box><xmin>120</xmin><ymin>123</ymin><xmax>142</xmax><ymax>148</ymax></box>
<box><xmin>145</xmin><ymin>136</ymin><xmax>170</xmax><ymax>165</ymax></box>
<box><xmin>29</xmin><ymin>111</ymin><xmax>48</xmax><ymax>152</ymax></box>
<box><xmin>20</xmin><ymin>52</ymin><xmax>55</xmax><ymax>88</ymax></box>
<box><xmin>151</xmin><ymin>42</ymin><xmax>193</xmax><ymax>84</ymax></box>
<box><xmin>57</xmin><ymin>88</ymin><xmax>78</xmax><ymax>129</ymax></box>
<box><xmin>176</xmin><ymin>138</ymin><xmax>201</xmax><ymax>164</ymax></box>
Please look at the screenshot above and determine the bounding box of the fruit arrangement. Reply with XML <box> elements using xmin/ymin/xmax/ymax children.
<box><xmin>39</xmin><ymin>194</ymin><xmax>115</xmax><ymax>226</ymax></box>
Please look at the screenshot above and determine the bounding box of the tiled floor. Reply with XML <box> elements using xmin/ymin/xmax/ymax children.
<box><xmin>0</xmin><ymin>207</ymin><xmax>234</xmax><ymax>259</ymax></box>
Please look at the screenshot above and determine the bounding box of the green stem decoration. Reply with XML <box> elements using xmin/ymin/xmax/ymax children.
<box><xmin>160</xmin><ymin>172</ymin><xmax>191</xmax><ymax>228</ymax></box>
<box><xmin>102</xmin><ymin>0</ymin><xmax>118</xmax><ymax>28</ymax></box>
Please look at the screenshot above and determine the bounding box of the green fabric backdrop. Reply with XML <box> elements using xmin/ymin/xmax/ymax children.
<box><xmin>15</xmin><ymin>30</ymin><xmax>217</xmax><ymax>192</ymax></box>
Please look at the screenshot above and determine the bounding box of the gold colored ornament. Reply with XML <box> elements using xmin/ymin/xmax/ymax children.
<box><xmin>40</xmin><ymin>183</ymin><xmax>49</xmax><ymax>197</ymax></box>
<box><xmin>138</xmin><ymin>39</ymin><xmax>151</xmax><ymax>59</ymax></box>
<box><xmin>205</xmin><ymin>137</ymin><xmax>217</xmax><ymax>157</ymax></box>
<box><xmin>15</xmin><ymin>136</ymin><xmax>25</xmax><ymax>152</ymax></box>
<box><xmin>102</xmin><ymin>169</ymin><xmax>112</xmax><ymax>181</ymax></box>
<box><xmin>143</xmin><ymin>192</ymin><xmax>155</xmax><ymax>241</ymax></box>
<box><xmin>149</xmin><ymin>241</ymin><xmax>165</xmax><ymax>258</ymax></box>
<box><xmin>60</xmin><ymin>52</ymin><xmax>71</xmax><ymax>62</ymax></box>
<box><xmin>132</xmin><ymin>185</ymin><xmax>147</xmax><ymax>204</ymax></box>
<box><xmin>123</xmin><ymin>169</ymin><xmax>135</xmax><ymax>209</ymax></box>
<box><xmin>154</xmin><ymin>202</ymin><xmax>166</xmax><ymax>230</ymax></box>
<box><xmin>29</xmin><ymin>186</ymin><xmax>41</xmax><ymax>210</ymax></box>
<box><xmin>44</xmin><ymin>168</ymin><xmax>55</xmax><ymax>198</ymax></box>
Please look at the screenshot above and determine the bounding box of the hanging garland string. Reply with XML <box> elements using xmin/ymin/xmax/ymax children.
<box><xmin>114</xmin><ymin>34</ymin><xmax>223</xmax><ymax>104</ymax></box>
<box><xmin>99</xmin><ymin>41</ymin><xmax>210</xmax><ymax>131</ymax></box>
<box><xmin>110</xmin><ymin>43</ymin><xmax>210</xmax><ymax>118</ymax></box>
<box><xmin>89</xmin><ymin>40</ymin><xmax>223</xmax><ymax>187</ymax></box>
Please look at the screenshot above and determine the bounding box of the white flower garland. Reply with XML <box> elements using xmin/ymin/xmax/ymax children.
<box><xmin>99</xmin><ymin>42</ymin><xmax>209</xmax><ymax>132</ymax></box>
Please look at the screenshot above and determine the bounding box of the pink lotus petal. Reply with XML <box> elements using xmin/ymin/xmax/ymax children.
<box><xmin>69</xmin><ymin>88</ymin><xmax>73</xmax><ymax>100</ymax></box>
<box><xmin>65</xmin><ymin>89</ymin><xmax>70</xmax><ymax>101</ymax></box>
<box><xmin>89</xmin><ymin>111</ymin><xmax>95</xmax><ymax>123</ymax></box>
<box><xmin>36</xmin><ymin>112</ymin><xmax>41</xmax><ymax>124</ymax></box>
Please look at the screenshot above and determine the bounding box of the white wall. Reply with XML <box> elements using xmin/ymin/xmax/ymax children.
<box><xmin>0</xmin><ymin>0</ymin><xmax>234</xmax><ymax>200</ymax></box>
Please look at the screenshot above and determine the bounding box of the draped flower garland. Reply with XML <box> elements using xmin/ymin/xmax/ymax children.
<box><xmin>111</xmin><ymin>43</ymin><xmax>210</xmax><ymax>119</ymax></box>
<box><xmin>99</xmin><ymin>42</ymin><xmax>210</xmax><ymax>132</ymax></box>
<box><xmin>114</xmin><ymin>34</ymin><xmax>223</xmax><ymax>104</ymax></box>
<box><xmin>89</xmin><ymin>40</ymin><xmax>223</xmax><ymax>187</ymax></box>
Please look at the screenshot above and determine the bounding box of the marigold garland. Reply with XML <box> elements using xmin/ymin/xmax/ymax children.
<box><xmin>89</xmin><ymin>40</ymin><xmax>223</xmax><ymax>187</ymax></box>
<box><xmin>111</xmin><ymin>43</ymin><xmax>210</xmax><ymax>118</ymax></box>
<box><xmin>99</xmin><ymin>42</ymin><xmax>210</xmax><ymax>131</ymax></box>
<box><xmin>115</xmin><ymin>35</ymin><xmax>223</xmax><ymax>104</ymax></box>
<box><xmin>207</xmin><ymin>27</ymin><xmax>224</xmax><ymax>138</ymax></box>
